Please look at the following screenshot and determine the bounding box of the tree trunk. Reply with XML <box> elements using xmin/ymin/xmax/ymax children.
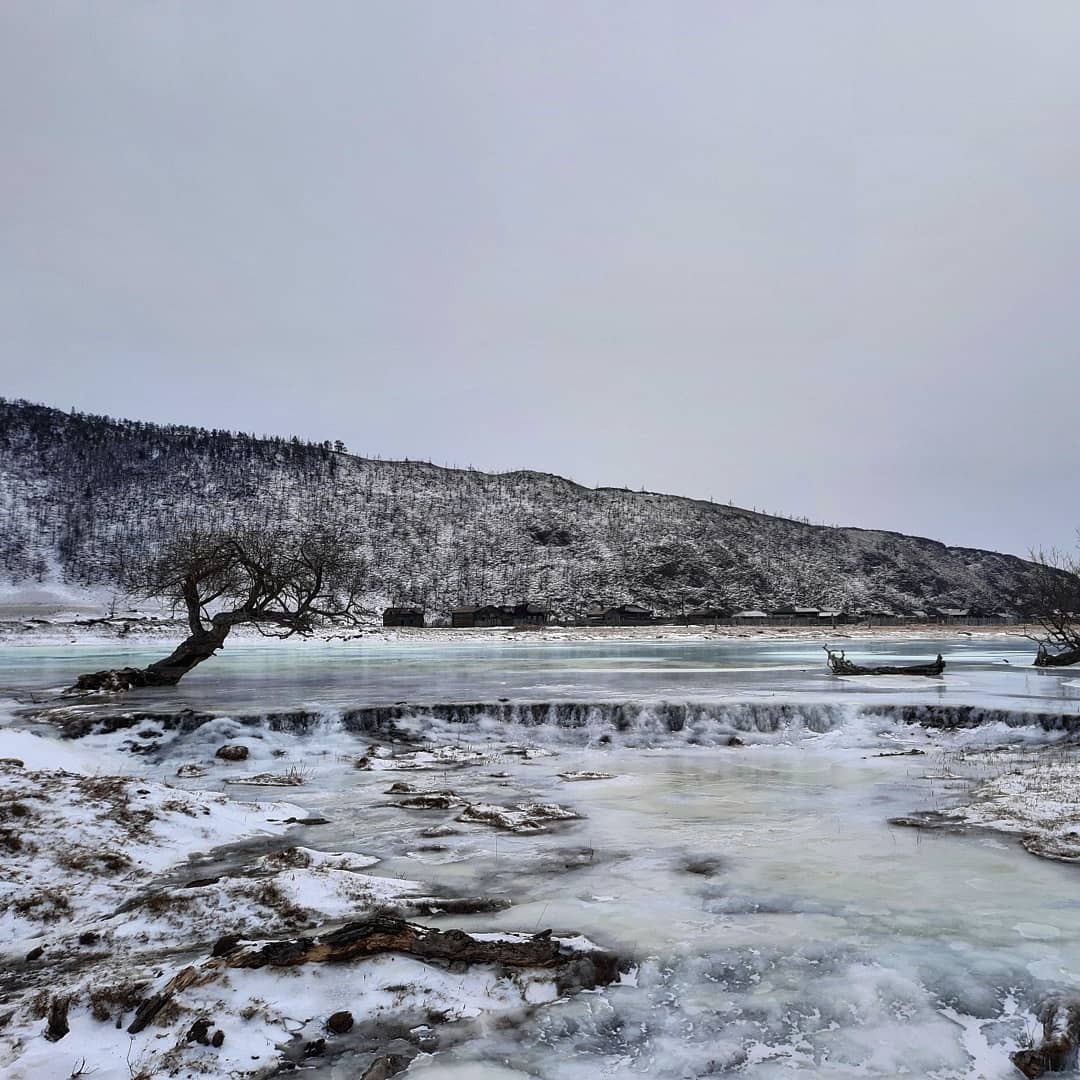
<box><xmin>1012</xmin><ymin>999</ymin><xmax>1080</xmax><ymax>1077</ymax></box>
<box><xmin>1034</xmin><ymin>644</ymin><xmax>1080</xmax><ymax>668</ymax></box>
<box><xmin>73</xmin><ymin>624</ymin><xmax>231</xmax><ymax>691</ymax></box>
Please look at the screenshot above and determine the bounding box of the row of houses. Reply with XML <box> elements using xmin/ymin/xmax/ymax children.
<box><xmin>384</xmin><ymin>603</ymin><xmax>1019</xmax><ymax>628</ymax></box>
<box><xmin>384</xmin><ymin>603</ymin><xmax>552</xmax><ymax>628</ymax></box>
<box><xmin>385</xmin><ymin>603</ymin><xmax>657</xmax><ymax>628</ymax></box>
<box><xmin>450</xmin><ymin>603</ymin><xmax>551</xmax><ymax>628</ymax></box>
<box><xmin>720</xmin><ymin>606</ymin><xmax>1019</xmax><ymax>625</ymax></box>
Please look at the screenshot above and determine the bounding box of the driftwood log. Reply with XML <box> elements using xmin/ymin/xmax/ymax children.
<box><xmin>226</xmin><ymin>916</ymin><xmax>569</xmax><ymax>970</ymax></box>
<box><xmin>824</xmin><ymin>646</ymin><xmax>945</xmax><ymax>677</ymax></box>
<box><xmin>129</xmin><ymin>915</ymin><xmax>620</xmax><ymax>1035</ymax></box>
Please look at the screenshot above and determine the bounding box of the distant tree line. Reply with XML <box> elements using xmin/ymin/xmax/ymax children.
<box><xmin>0</xmin><ymin>399</ymin><xmax>1064</xmax><ymax>620</ymax></box>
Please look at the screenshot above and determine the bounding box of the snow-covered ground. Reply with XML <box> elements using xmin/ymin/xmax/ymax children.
<box><xmin>908</xmin><ymin>742</ymin><xmax>1080</xmax><ymax>861</ymax></box>
<box><xmin>0</xmin><ymin>609</ymin><xmax>1037</xmax><ymax>651</ymax></box>
<box><xmin>0</xmin><ymin>755</ymin><xmax>303</xmax><ymax>950</ymax></box>
<box><xmin>0</xmin><ymin>720</ymin><xmax>620</xmax><ymax>1080</ymax></box>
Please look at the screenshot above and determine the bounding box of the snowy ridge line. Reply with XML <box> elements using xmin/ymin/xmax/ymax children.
<box><xmin>46</xmin><ymin>699</ymin><xmax>1080</xmax><ymax>742</ymax></box>
<box><xmin>0</xmin><ymin>399</ymin><xmax>1058</xmax><ymax>616</ymax></box>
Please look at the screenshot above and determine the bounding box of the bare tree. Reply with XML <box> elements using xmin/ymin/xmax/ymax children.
<box><xmin>74</xmin><ymin>523</ymin><xmax>369</xmax><ymax>690</ymax></box>
<box><xmin>1026</xmin><ymin>540</ymin><xmax>1080</xmax><ymax>667</ymax></box>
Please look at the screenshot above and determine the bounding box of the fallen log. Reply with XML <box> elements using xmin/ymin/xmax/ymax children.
<box><xmin>227</xmin><ymin>914</ymin><xmax>567</xmax><ymax>970</ymax></box>
<box><xmin>824</xmin><ymin>646</ymin><xmax>945</xmax><ymax>676</ymax></box>
<box><xmin>127</xmin><ymin>965</ymin><xmax>206</xmax><ymax>1034</ymax></box>
<box><xmin>129</xmin><ymin>915</ymin><xmax>620</xmax><ymax>1036</ymax></box>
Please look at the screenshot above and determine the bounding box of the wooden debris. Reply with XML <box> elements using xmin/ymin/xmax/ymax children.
<box><xmin>1012</xmin><ymin>999</ymin><xmax>1080</xmax><ymax>1077</ymax></box>
<box><xmin>824</xmin><ymin>646</ymin><xmax>945</xmax><ymax>676</ymax></box>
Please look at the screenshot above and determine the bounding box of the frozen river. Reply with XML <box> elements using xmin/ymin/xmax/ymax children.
<box><xmin>3</xmin><ymin>635</ymin><xmax>1080</xmax><ymax>1077</ymax></box>
<box><xmin>4</xmin><ymin>633</ymin><xmax>1080</xmax><ymax>713</ymax></box>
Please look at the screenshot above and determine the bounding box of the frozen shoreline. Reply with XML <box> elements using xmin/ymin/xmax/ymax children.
<box><xmin>0</xmin><ymin>723</ymin><xmax>621</xmax><ymax>1079</ymax></box>
<box><xmin>897</xmin><ymin>741</ymin><xmax>1080</xmax><ymax>862</ymax></box>
<box><xmin>0</xmin><ymin>614</ymin><xmax>1037</xmax><ymax>650</ymax></box>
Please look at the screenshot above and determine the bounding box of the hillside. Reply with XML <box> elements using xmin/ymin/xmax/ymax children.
<box><xmin>0</xmin><ymin>399</ymin><xmax>1047</xmax><ymax>618</ymax></box>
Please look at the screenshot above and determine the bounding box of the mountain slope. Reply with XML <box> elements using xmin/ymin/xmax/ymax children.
<box><xmin>0</xmin><ymin>399</ymin><xmax>1045</xmax><ymax>617</ymax></box>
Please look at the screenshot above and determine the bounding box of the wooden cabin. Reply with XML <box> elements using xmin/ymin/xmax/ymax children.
<box><xmin>684</xmin><ymin>606</ymin><xmax>730</xmax><ymax>624</ymax></box>
<box><xmin>934</xmin><ymin>607</ymin><xmax>971</xmax><ymax>624</ymax></box>
<box><xmin>451</xmin><ymin>604</ymin><xmax>514</xmax><ymax>628</ymax></box>
<box><xmin>767</xmin><ymin>605</ymin><xmax>797</xmax><ymax>618</ymax></box>
<box><xmin>817</xmin><ymin>610</ymin><xmax>846</xmax><ymax>625</ymax></box>
<box><xmin>475</xmin><ymin>605</ymin><xmax>510</xmax><ymax>627</ymax></box>
<box><xmin>856</xmin><ymin>608</ymin><xmax>898</xmax><ymax>624</ymax></box>
<box><xmin>588</xmin><ymin>604</ymin><xmax>655</xmax><ymax>625</ymax></box>
<box><xmin>451</xmin><ymin>606</ymin><xmax>481</xmax><ymax>628</ymax></box>
<box><xmin>732</xmin><ymin>609</ymin><xmax>770</xmax><ymax>622</ymax></box>
<box><xmin>382</xmin><ymin>606</ymin><xmax>424</xmax><ymax>628</ymax></box>
<box><xmin>510</xmin><ymin>602</ymin><xmax>551</xmax><ymax>627</ymax></box>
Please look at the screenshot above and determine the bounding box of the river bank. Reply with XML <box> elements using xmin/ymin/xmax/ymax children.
<box><xmin>0</xmin><ymin>609</ymin><xmax>1037</xmax><ymax>651</ymax></box>
<box><xmin>0</xmin><ymin>721</ymin><xmax>621</xmax><ymax>1079</ymax></box>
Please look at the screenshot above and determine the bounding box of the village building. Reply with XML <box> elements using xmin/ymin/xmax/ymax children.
<box><xmin>588</xmin><ymin>603</ymin><xmax>655</xmax><ymax>625</ymax></box>
<box><xmin>475</xmin><ymin>605</ymin><xmax>512</xmax><ymax>627</ymax></box>
<box><xmin>452</xmin><ymin>603</ymin><xmax>550</xmax><ymax>628</ymax></box>
<box><xmin>767</xmin><ymin>605</ymin><xmax>797</xmax><ymax>618</ymax></box>
<box><xmin>934</xmin><ymin>607</ymin><xmax>971</xmax><ymax>623</ymax></box>
<box><xmin>732</xmin><ymin>609</ymin><xmax>770</xmax><ymax>622</ymax></box>
<box><xmin>510</xmin><ymin>602</ymin><xmax>551</xmax><ymax>627</ymax></box>
<box><xmin>382</xmin><ymin>606</ymin><xmax>424</xmax><ymax>628</ymax></box>
<box><xmin>856</xmin><ymin>608</ymin><xmax>898</xmax><ymax>624</ymax></box>
<box><xmin>451</xmin><ymin>606</ymin><xmax>477</xmax><ymax>628</ymax></box>
<box><xmin>684</xmin><ymin>606</ymin><xmax>730</xmax><ymax>624</ymax></box>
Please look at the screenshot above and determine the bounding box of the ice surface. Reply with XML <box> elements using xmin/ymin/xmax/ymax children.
<box><xmin>3</xmin><ymin>636</ymin><xmax>1080</xmax><ymax>1077</ymax></box>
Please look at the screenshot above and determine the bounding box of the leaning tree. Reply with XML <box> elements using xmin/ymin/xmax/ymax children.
<box><xmin>74</xmin><ymin>523</ymin><xmax>369</xmax><ymax>690</ymax></box>
<box><xmin>1025</xmin><ymin>540</ymin><xmax>1080</xmax><ymax>667</ymax></box>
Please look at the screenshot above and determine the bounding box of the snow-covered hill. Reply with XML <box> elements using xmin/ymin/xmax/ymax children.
<box><xmin>0</xmin><ymin>399</ymin><xmax>1049</xmax><ymax>617</ymax></box>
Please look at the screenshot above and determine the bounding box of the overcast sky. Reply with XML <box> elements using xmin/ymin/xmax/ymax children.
<box><xmin>2</xmin><ymin>3</ymin><xmax>1079</xmax><ymax>557</ymax></box>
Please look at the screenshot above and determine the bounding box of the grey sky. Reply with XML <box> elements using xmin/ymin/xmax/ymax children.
<box><xmin>2</xmin><ymin>2</ymin><xmax>1079</xmax><ymax>558</ymax></box>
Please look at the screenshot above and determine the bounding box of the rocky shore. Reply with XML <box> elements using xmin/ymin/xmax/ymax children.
<box><xmin>0</xmin><ymin>723</ymin><xmax>624</xmax><ymax>1079</ymax></box>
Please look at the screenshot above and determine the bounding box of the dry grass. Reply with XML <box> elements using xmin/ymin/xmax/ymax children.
<box><xmin>57</xmin><ymin>848</ymin><xmax>133</xmax><ymax>876</ymax></box>
<box><xmin>12</xmin><ymin>889</ymin><xmax>73</xmax><ymax>922</ymax></box>
<box><xmin>88</xmin><ymin>983</ymin><xmax>147</xmax><ymax>1023</ymax></box>
<box><xmin>250</xmin><ymin>880</ymin><xmax>311</xmax><ymax>924</ymax></box>
<box><xmin>927</xmin><ymin>739</ymin><xmax>1080</xmax><ymax>858</ymax></box>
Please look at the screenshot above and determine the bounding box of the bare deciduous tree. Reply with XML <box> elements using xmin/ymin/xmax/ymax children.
<box><xmin>74</xmin><ymin>524</ymin><xmax>368</xmax><ymax>690</ymax></box>
<box><xmin>1026</xmin><ymin>541</ymin><xmax>1080</xmax><ymax>667</ymax></box>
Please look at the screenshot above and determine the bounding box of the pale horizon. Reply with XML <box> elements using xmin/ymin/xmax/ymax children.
<box><xmin>3</xmin><ymin>3</ymin><xmax>1080</xmax><ymax>559</ymax></box>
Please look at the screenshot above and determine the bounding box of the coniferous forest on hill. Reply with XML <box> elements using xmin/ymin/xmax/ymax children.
<box><xmin>0</xmin><ymin>398</ymin><xmax>1049</xmax><ymax>618</ymax></box>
